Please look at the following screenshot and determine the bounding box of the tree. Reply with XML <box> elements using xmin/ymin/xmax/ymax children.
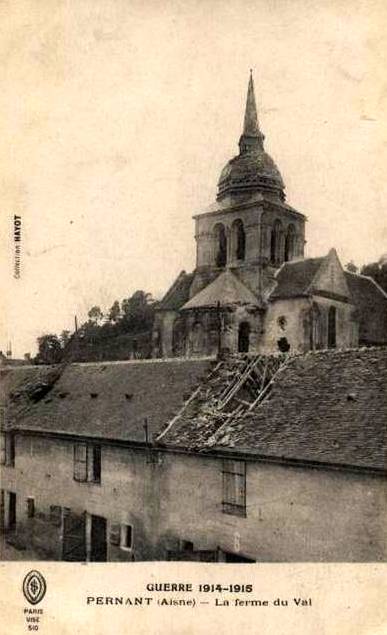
<box><xmin>345</xmin><ymin>261</ymin><xmax>358</xmax><ymax>274</ymax></box>
<box><xmin>35</xmin><ymin>334</ymin><xmax>63</xmax><ymax>365</ymax></box>
<box><xmin>108</xmin><ymin>300</ymin><xmax>121</xmax><ymax>323</ymax></box>
<box><xmin>121</xmin><ymin>291</ymin><xmax>155</xmax><ymax>333</ymax></box>
<box><xmin>60</xmin><ymin>330</ymin><xmax>71</xmax><ymax>348</ymax></box>
<box><xmin>361</xmin><ymin>261</ymin><xmax>387</xmax><ymax>294</ymax></box>
<box><xmin>88</xmin><ymin>306</ymin><xmax>104</xmax><ymax>324</ymax></box>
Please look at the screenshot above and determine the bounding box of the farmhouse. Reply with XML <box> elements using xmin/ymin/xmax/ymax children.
<box><xmin>1</xmin><ymin>348</ymin><xmax>386</xmax><ymax>562</ymax></box>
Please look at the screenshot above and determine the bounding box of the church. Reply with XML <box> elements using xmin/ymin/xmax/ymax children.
<box><xmin>153</xmin><ymin>73</ymin><xmax>387</xmax><ymax>358</ymax></box>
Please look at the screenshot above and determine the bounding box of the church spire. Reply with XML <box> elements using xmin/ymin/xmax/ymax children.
<box><xmin>239</xmin><ymin>70</ymin><xmax>265</xmax><ymax>154</ymax></box>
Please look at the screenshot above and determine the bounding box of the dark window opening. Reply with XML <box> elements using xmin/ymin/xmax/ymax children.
<box><xmin>232</xmin><ymin>219</ymin><xmax>246</xmax><ymax>261</ymax></box>
<box><xmin>222</xmin><ymin>460</ymin><xmax>246</xmax><ymax>517</ymax></box>
<box><xmin>92</xmin><ymin>445</ymin><xmax>101</xmax><ymax>483</ymax></box>
<box><xmin>182</xmin><ymin>540</ymin><xmax>194</xmax><ymax>551</ymax></box>
<box><xmin>284</xmin><ymin>225</ymin><xmax>295</xmax><ymax>262</ymax></box>
<box><xmin>26</xmin><ymin>497</ymin><xmax>35</xmax><ymax>518</ymax></box>
<box><xmin>277</xmin><ymin>337</ymin><xmax>290</xmax><ymax>352</ymax></box>
<box><xmin>214</xmin><ymin>223</ymin><xmax>227</xmax><ymax>267</ymax></box>
<box><xmin>270</xmin><ymin>220</ymin><xmax>283</xmax><ymax>265</ymax></box>
<box><xmin>121</xmin><ymin>524</ymin><xmax>133</xmax><ymax>550</ymax></box>
<box><xmin>238</xmin><ymin>322</ymin><xmax>250</xmax><ymax>353</ymax></box>
<box><xmin>328</xmin><ymin>306</ymin><xmax>337</xmax><ymax>348</ymax></box>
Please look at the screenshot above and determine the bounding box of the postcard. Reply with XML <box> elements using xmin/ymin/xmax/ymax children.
<box><xmin>1</xmin><ymin>1</ymin><xmax>386</xmax><ymax>633</ymax></box>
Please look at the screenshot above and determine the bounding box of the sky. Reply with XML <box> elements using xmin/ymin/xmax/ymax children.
<box><xmin>1</xmin><ymin>0</ymin><xmax>386</xmax><ymax>357</ymax></box>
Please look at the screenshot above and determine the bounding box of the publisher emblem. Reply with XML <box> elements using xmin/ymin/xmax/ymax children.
<box><xmin>23</xmin><ymin>570</ymin><xmax>47</xmax><ymax>605</ymax></box>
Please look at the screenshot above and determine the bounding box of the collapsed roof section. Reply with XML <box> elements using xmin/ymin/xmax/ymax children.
<box><xmin>158</xmin><ymin>347</ymin><xmax>387</xmax><ymax>472</ymax></box>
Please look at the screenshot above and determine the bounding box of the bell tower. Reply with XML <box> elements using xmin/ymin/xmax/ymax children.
<box><xmin>190</xmin><ymin>71</ymin><xmax>306</xmax><ymax>299</ymax></box>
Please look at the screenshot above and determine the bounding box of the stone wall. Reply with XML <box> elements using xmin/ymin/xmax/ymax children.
<box><xmin>1</xmin><ymin>433</ymin><xmax>386</xmax><ymax>562</ymax></box>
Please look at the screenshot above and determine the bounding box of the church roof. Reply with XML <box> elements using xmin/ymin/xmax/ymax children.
<box><xmin>345</xmin><ymin>272</ymin><xmax>387</xmax><ymax>345</ymax></box>
<box><xmin>181</xmin><ymin>269</ymin><xmax>260</xmax><ymax>310</ymax></box>
<box><xmin>270</xmin><ymin>257</ymin><xmax>324</xmax><ymax>299</ymax></box>
<box><xmin>157</xmin><ymin>271</ymin><xmax>195</xmax><ymax>311</ymax></box>
<box><xmin>158</xmin><ymin>347</ymin><xmax>387</xmax><ymax>472</ymax></box>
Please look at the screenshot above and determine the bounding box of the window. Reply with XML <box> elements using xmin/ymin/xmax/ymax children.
<box><xmin>120</xmin><ymin>524</ymin><xmax>133</xmax><ymax>550</ymax></box>
<box><xmin>328</xmin><ymin>306</ymin><xmax>337</xmax><ymax>348</ymax></box>
<box><xmin>191</xmin><ymin>321</ymin><xmax>204</xmax><ymax>355</ymax></box>
<box><xmin>0</xmin><ymin>431</ymin><xmax>15</xmax><ymax>467</ymax></box>
<box><xmin>172</xmin><ymin>316</ymin><xmax>186</xmax><ymax>356</ymax></box>
<box><xmin>284</xmin><ymin>224</ymin><xmax>295</xmax><ymax>262</ymax></box>
<box><xmin>214</xmin><ymin>223</ymin><xmax>227</xmax><ymax>267</ymax></box>
<box><xmin>232</xmin><ymin>219</ymin><xmax>246</xmax><ymax>261</ymax></box>
<box><xmin>26</xmin><ymin>497</ymin><xmax>35</xmax><ymax>518</ymax></box>
<box><xmin>238</xmin><ymin>322</ymin><xmax>250</xmax><ymax>353</ymax></box>
<box><xmin>311</xmin><ymin>302</ymin><xmax>323</xmax><ymax>350</ymax></box>
<box><xmin>222</xmin><ymin>460</ymin><xmax>246</xmax><ymax>517</ymax></box>
<box><xmin>73</xmin><ymin>443</ymin><xmax>101</xmax><ymax>484</ymax></box>
<box><xmin>270</xmin><ymin>220</ymin><xmax>283</xmax><ymax>265</ymax></box>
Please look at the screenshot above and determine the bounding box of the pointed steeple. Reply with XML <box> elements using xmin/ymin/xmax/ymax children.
<box><xmin>239</xmin><ymin>70</ymin><xmax>265</xmax><ymax>154</ymax></box>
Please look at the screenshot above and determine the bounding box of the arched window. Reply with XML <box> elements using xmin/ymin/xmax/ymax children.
<box><xmin>284</xmin><ymin>224</ymin><xmax>295</xmax><ymax>262</ymax></box>
<box><xmin>232</xmin><ymin>219</ymin><xmax>246</xmax><ymax>261</ymax></box>
<box><xmin>270</xmin><ymin>220</ymin><xmax>283</xmax><ymax>265</ymax></box>
<box><xmin>238</xmin><ymin>322</ymin><xmax>250</xmax><ymax>353</ymax></box>
<box><xmin>214</xmin><ymin>223</ymin><xmax>227</xmax><ymax>268</ymax></box>
<box><xmin>192</xmin><ymin>321</ymin><xmax>204</xmax><ymax>354</ymax></box>
<box><xmin>311</xmin><ymin>302</ymin><xmax>323</xmax><ymax>350</ymax></box>
<box><xmin>172</xmin><ymin>317</ymin><xmax>186</xmax><ymax>356</ymax></box>
<box><xmin>328</xmin><ymin>306</ymin><xmax>337</xmax><ymax>348</ymax></box>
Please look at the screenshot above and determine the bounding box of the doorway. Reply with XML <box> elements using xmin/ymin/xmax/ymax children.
<box><xmin>8</xmin><ymin>492</ymin><xmax>16</xmax><ymax>530</ymax></box>
<box><xmin>62</xmin><ymin>510</ymin><xmax>87</xmax><ymax>561</ymax></box>
<box><xmin>238</xmin><ymin>322</ymin><xmax>250</xmax><ymax>353</ymax></box>
<box><xmin>90</xmin><ymin>515</ymin><xmax>107</xmax><ymax>562</ymax></box>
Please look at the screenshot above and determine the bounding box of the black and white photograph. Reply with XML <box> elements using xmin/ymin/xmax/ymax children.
<box><xmin>0</xmin><ymin>0</ymin><xmax>386</xmax><ymax>632</ymax></box>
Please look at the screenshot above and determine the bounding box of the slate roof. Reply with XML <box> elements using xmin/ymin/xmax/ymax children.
<box><xmin>345</xmin><ymin>272</ymin><xmax>387</xmax><ymax>345</ymax></box>
<box><xmin>158</xmin><ymin>271</ymin><xmax>195</xmax><ymax>311</ymax></box>
<box><xmin>182</xmin><ymin>269</ymin><xmax>260</xmax><ymax>310</ymax></box>
<box><xmin>158</xmin><ymin>348</ymin><xmax>387</xmax><ymax>472</ymax></box>
<box><xmin>269</xmin><ymin>257</ymin><xmax>324</xmax><ymax>299</ymax></box>
<box><xmin>0</xmin><ymin>359</ymin><xmax>213</xmax><ymax>442</ymax></box>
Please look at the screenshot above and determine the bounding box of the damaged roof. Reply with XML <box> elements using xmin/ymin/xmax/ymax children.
<box><xmin>158</xmin><ymin>347</ymin><xmax>387</xmax><ymax>472</ymax></box>
<box><xmin>0</xmin><ymin>358</ymin><xmax>213</xmax><ymax>442</ymax></box>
